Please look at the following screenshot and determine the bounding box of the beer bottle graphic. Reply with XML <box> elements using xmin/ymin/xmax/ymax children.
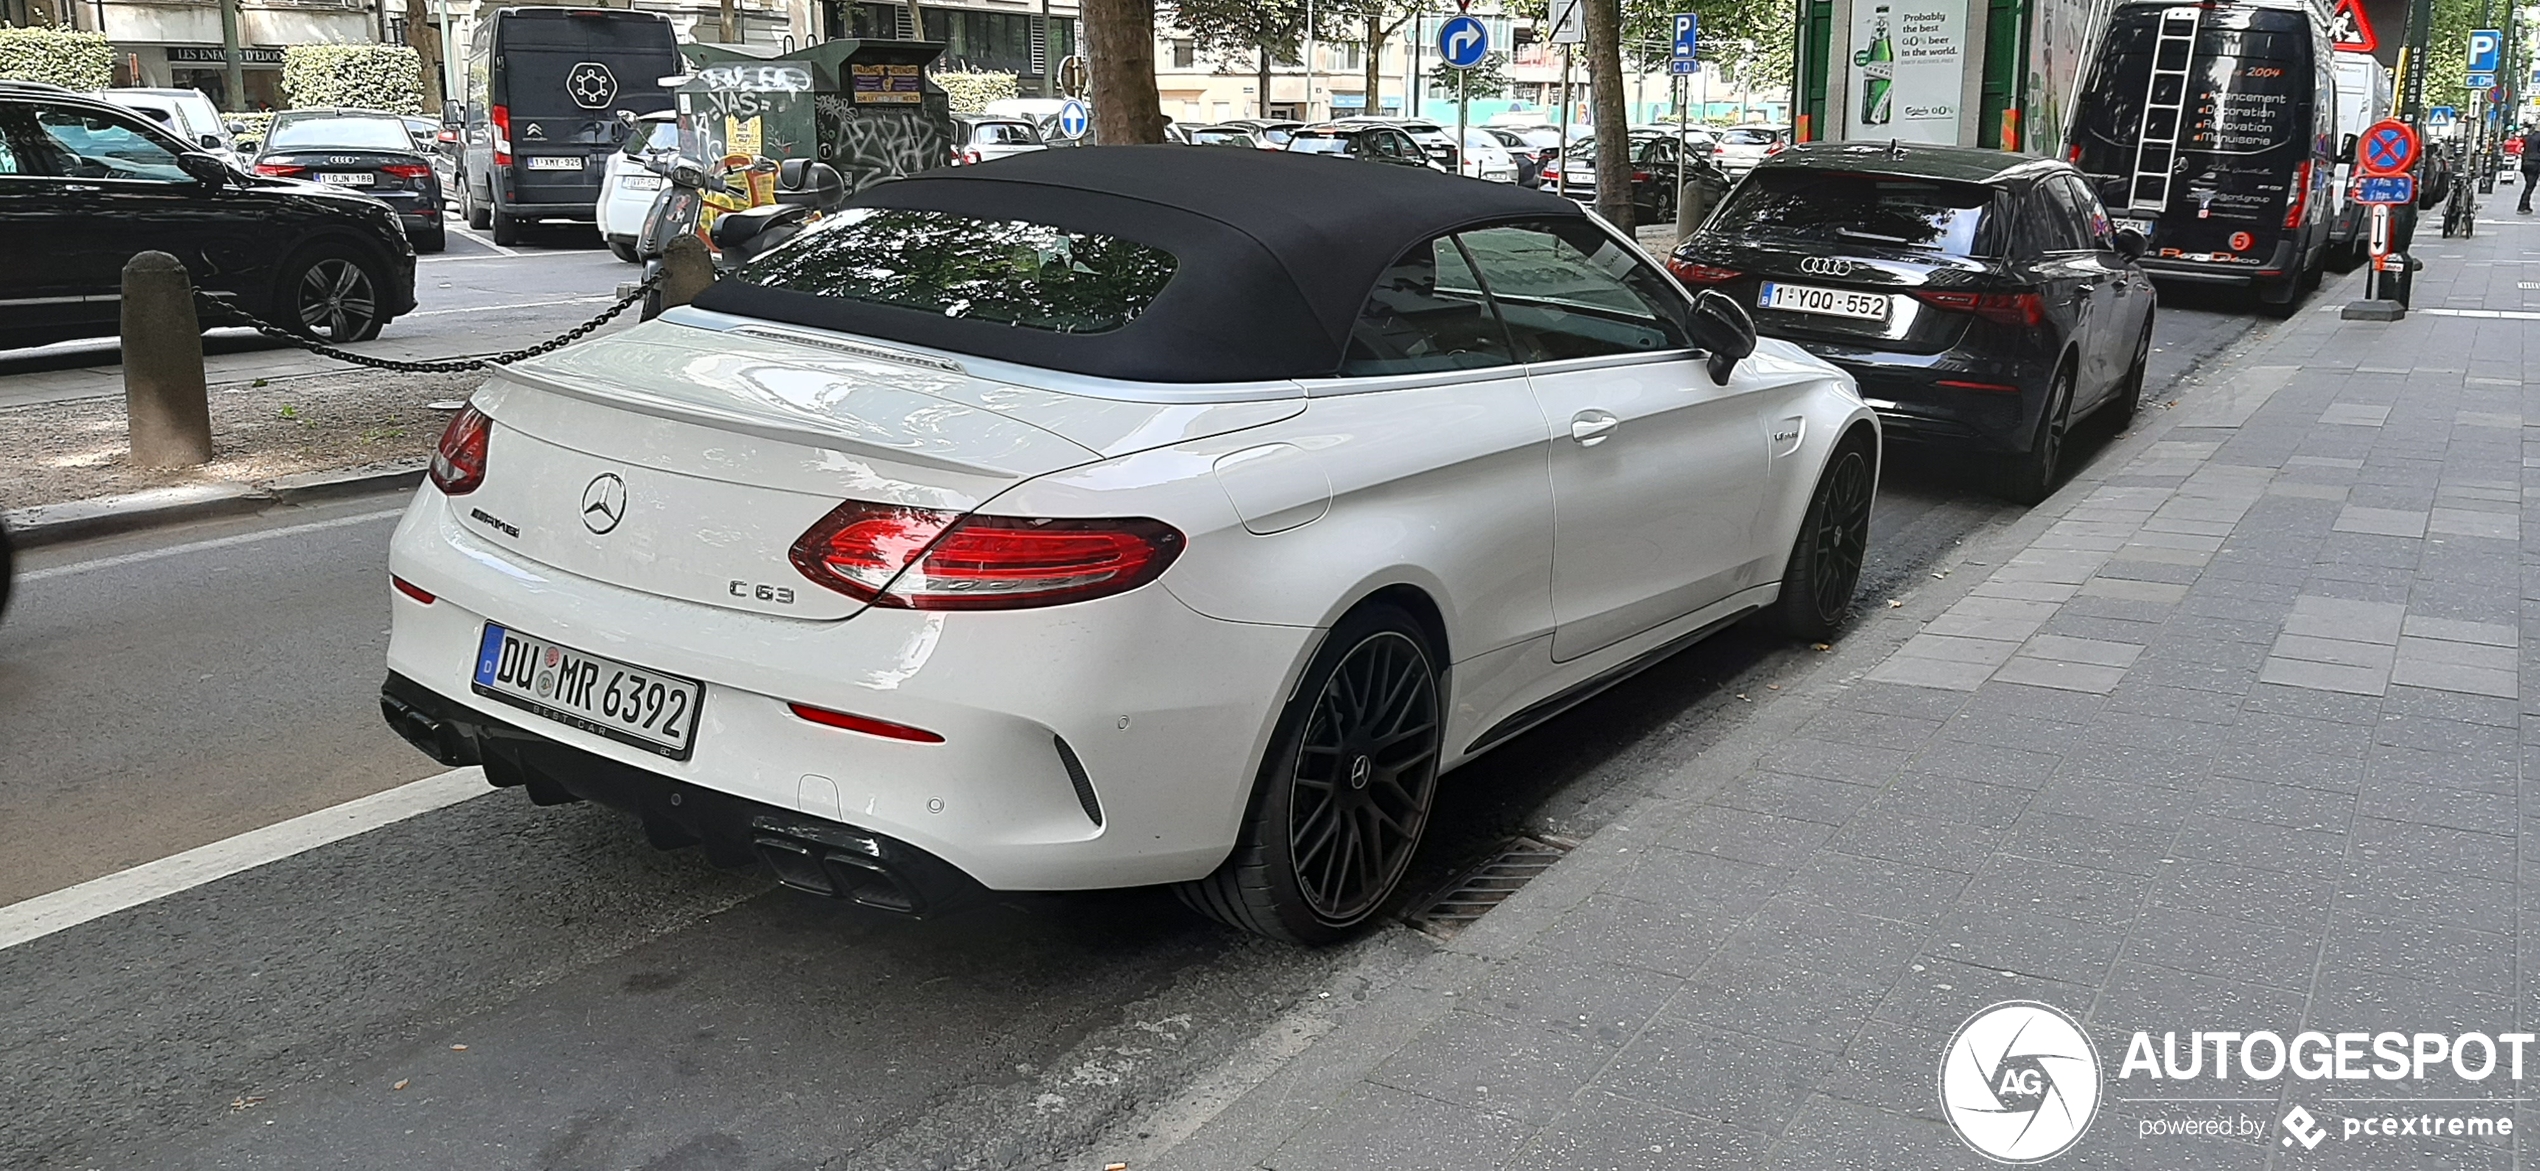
<box><xmin>1858</xmin><ymin>7</ymin><xmax>1895</xmax><ymax>126</ymax></box>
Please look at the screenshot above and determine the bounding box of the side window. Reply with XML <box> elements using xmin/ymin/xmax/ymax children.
<box><xmin>2034</xmin><ymin>181</ymin><xmax>2094</xmax><ymax>252</ymax></box>
<box><xmin>32</xmin><ymin>106</ymin><xmax>187</xmax><ymax>182</ymax></box>
<box><xmin>1339</xmin><ymin>235</ymin><xmax>1513</xmax><ymax>375</ymax></box>
<box><xmin>1455</xmin><ymin>222</ymin><xmax>1692</xmax><ymax>362</ymax></box>
<box><xmin>2061</xmin><ymin>177</ymin><xmax>2116</xmax><ymax>250</ymax></box>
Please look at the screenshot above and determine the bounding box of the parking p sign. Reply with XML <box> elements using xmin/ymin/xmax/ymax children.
<box><xmin>2470</xmin><ymin>28</ymin><xmax>2504</xmax><ymax>75</ymax></box>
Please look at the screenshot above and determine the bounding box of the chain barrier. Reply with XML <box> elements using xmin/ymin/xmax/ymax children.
<box><xmin>191</xmin><ymin>269</ymin><xmax>668</xmax><ymax>375</ymax></box>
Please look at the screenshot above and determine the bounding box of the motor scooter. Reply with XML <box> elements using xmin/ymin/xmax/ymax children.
<box><xmin>636</xmin><ymin>155</ymin><xmax>847</xmax><ymax>317</ymax></box>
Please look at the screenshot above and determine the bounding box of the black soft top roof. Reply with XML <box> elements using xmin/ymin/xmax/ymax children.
<box><xmin>693</xmin><ymin>145</ymin><xmax>1585</xmax><ymax>384</ymax></box>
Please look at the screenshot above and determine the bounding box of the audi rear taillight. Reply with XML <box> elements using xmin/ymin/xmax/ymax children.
<box><xmin>430</xmin><ymin>404</ymin><xmax>491</xmax><ymax>495</ymax></box>
<box><xmin>1913</xmin><ymin>288</ymin><xmax>2046</xmax><ymax>327</ymax></box>
<box><xmin>1667</xmin><ymin>259</ymin><xmax>1740</xmax><ymax>284</ymax></box>
<box><xmin>1631</xmin><ymin>170</ymin><xmax>1654</xmax><ymax>183</ymax></box>
<box><xmin>790</xmin><ymin>503</ymin><xmax>1183</xmax><ymax>610</ymax></box>
<box><xmin>382</xmin><ymin>163</ymin><xmax>432</xmax><ymax>179</ymax></box>
<box><xmin>253</xmin><ymin>162</ymin><xmax>305</xmax><ymax>177</ymax></box>
<box><xmin>490</xmin><ymin>104</ymin><xmax>513</xmax><ymax>166</ymax></box>
<box><xmin>2285</xmin><ymin>159</ymin><xmax>2313</xmax><ymax>229</ymax></box>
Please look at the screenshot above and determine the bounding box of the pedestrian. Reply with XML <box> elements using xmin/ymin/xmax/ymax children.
<box><xmin>2518</xmin><ymin>124</ymin><xmax>2540</xmax><ymax>212</ymax></box>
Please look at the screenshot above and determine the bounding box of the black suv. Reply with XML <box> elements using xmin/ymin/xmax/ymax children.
<box><xmin>0</xmin><ymin>81</ymin><xmax>418</xmax><ymax>351</ymax></box>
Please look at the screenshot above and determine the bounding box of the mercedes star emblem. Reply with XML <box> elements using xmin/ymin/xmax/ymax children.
<box><xmin>581</xmin><ymin>473</ymin><xmax>627</xmax><ymax>534</ymax></box>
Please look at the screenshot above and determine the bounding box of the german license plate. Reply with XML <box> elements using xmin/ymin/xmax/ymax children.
<box><xmin>316</xmin><ymin>172</ymin><xmax>374</xmax><ymax>186</ymax></box>
<box><xmin>1759</xmin><ymin>281</ymin><xmax>1891</xmax><ymax>321</ymax></box>
<box><xmin>472</xmin><ymin>624</ymin><xmax>703</xmax><ymax>759</ymax></box>
<box><xmin>526</xmin><ymin>155</ymin><xmax>583</xmax><ymax>171</ymax></box>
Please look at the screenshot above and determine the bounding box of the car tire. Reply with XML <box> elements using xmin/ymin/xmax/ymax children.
<box><xmin>490</xmin><ymin>206</ymin><xmax>521</xmax><ymax>247</ymax></box>
<box><xmin>2256</xmin><ymin>274</ymin><xmax>2303</xmax><ymax>317</ymax></box>
<box><xmin>1177</xmin><ymin>604</ymin><xmax>1443</xmax><ymax>945</ymax></box>
<box><xmin>2110</xmin><ymin>314</ymin><xmax>2154</xmax><ymax>423</ymax></box>
<box><xmin>273</xmin><ymin>244</ymin><xmax>388</xmax><ymax>344</ymax></box>
<box><xmin>1991</xmin><ymin>363</ymin><xmax>2075</xmax><ymax>506</ymax></box>
<box><xmin>414</xmin><ymin>225</ymin><xmax>448</xmax><ymax>253</ymax></box>
<box><xmin>0</xmin><ymin>517</ymin><xmax>14</xmax><ymax>622</ymax></box>
<box><xmin>1770</xmin><ymin>437</ymin><xmax>1875</xmax><ymax>642</ymax></box>
<box><xmin>462</xmin><ymin>180</ymin><xmax>491</xmax><ymax>231</ymax></box>
<box><xmin>609</xmin><ymin>239</ymin><xmax>641</xmax><ymax>264</ymax></box>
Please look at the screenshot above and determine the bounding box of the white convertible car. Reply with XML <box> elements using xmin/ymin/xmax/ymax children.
<box><xmin>380</xmin><ymin>147</ymin><xmax>1879</xmax><ymax>942</ymax></box>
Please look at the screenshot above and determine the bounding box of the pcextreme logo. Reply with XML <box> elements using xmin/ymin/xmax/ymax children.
<box><xmin>1938</xmin><ymin>1001</ymin><xmax>2102</xmax><ymax>1163</ymax></box>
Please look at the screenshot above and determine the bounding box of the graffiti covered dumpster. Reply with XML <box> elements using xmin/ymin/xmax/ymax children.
<box><xmin>677</xmin><ymin>39</ymin><xmax>954</xmax><ymax>194</ymax></box>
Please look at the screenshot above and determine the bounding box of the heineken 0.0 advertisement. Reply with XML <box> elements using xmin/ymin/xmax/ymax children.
<box><xmin>1845</xmin><ymin>0</ymin><xmax>1969</xmax><ymax>143</ymax></box>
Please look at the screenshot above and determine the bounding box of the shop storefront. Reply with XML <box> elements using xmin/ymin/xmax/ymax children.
<box><xmin>161</xmin><ymin>45</ymin><xmax>287</xmax><ymax>111</ymax></box>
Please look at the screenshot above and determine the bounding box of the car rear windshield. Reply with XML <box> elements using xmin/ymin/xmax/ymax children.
<box><xmin>1707</xmin><ymin>169</ymin><xmax>1998</xmax><ymax>255</ymax></box>
<box><xmin>267</xmin><ymin>116</ymin><xmax>414</xmax><ymax>151</ymax></box>
<box><xmin>1286</xmin><ymin>133</ymin><xmax>1353</xmax><ymax>155</ymax></box>
<box><xmin>1719</xmin><ymin>128</ymin><xmax>1782</xmax><ymax>145</ymax></box>
<box><xmin>732</xmin><ymin>208</ymin><xmax>1178</xmax><ymax>335</ymax></box>
<box><xmin>970</xmin><ymin>121</ymin><xmax>1040</xmax><ymax>145</ymax></box>
<box><xmin>498</xmin><ymin>12</ymin><xmax>675</xmax><ymax>50</ymax></box>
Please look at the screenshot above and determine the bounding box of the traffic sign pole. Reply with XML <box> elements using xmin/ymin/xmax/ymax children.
<box><xmin>1438</xmin><ymin>14</ymin><xmax>1489</xmax><ymax>181</ymax></box>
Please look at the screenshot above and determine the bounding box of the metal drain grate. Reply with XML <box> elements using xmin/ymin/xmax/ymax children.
<box><xmin>1404</xmin><ymin>835</ymin><xmax>1575</xmax><ymax>938</ymax></box>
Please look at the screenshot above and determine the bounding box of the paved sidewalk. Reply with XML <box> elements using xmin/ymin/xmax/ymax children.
<box><xmin>1140</xmin><ymin>232</ymin><xmax>2539</xmax><ymax>1169</ymax></box>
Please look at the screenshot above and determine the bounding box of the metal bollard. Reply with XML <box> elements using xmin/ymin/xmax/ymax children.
<box><xmin>121</xmin><ymin>251</ymin><xmax>214</xmax><ymax>469</ymax></box>
<box><xmin>653</xmin><ymin>236</ymin><xmax>717</xmax><ymax>317</ymax></box>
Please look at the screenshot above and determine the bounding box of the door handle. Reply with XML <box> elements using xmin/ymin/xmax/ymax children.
<box><xmin>61</xmin><ymin>183</ymin><xmax>101</xmax><ymax>193</ymax></box>
<box><xmin>1569</xmin><ymin>411</ymin><xmax>1619</xmax><ymax>446</ymax></box>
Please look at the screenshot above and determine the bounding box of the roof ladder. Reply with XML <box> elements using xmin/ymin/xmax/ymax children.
<box><xmin>2127</xmin><ymin>6</ymin><xmax>2202</xmax><ymax>213</ymax></box>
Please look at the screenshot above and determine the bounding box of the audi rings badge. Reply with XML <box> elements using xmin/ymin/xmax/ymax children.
<box><xmin>1798</xmin><ymin>256</ymin><xmax>1856</xmax><ymax>277</ymax></box>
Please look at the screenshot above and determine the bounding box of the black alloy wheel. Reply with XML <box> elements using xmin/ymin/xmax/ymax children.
<box><xmin>1179</xmin><ymin>606</ymin><xmax>1442</xmax><ymax>944</ymax></box>
<box><xmin>1772</xmin><ymin>441</ymin><xmax>1874</xmax><ymax>640</ymax></box>
<box><xmin>277</xmin><ymin>249</ymin><xmax>385</xmax><ymax>343</ymax></box>
<box><xmin>1992</xmin><ymin>365</ymin><xmax>2074</xmax><ymax>506</ymax></box>
<box><xmin>2113</xmin><ymin>317</ymin><xmax>2154</xmax><ymax>421</ymax></box>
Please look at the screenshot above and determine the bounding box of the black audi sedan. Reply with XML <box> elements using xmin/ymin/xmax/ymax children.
<box><xmin>0</xmin><ymin>83</ymin><xmax>418</xmax><ymax>350</ymax></box>
<box><xmin>253</xmin><ymin>109</ymin><xmax>447</xmax><ymax>252</ymax></box>
<box><xmin>1669</xmin><ymin>143</ymin><xmax>2155</xmax><ymax>503</ymax></box>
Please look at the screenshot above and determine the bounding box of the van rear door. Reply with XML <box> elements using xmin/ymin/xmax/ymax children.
<box><xmin>493</xmin><ymin>9</ymin><xmax>680</xmax><ymax>210</ymax></box>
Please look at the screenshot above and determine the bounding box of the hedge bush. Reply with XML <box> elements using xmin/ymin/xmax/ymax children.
<box><xmin>0</xmin><ymin>26</ymin><xmax>112</xmax><ymax>92</ymax></box>
<box><xmin>935</xmin><ymin>70</ymin><xmax>1017</xmax><ymax>114</ymax></box>
<box><xmin>280</xmin><ymin>44</ymin><xmax>425</xmax><ymax>113</ymax></box>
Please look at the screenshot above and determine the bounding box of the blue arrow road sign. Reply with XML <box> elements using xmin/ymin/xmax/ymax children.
<box><xmin>1439</xmin><ymin>15</ymin><xmax>1489</xmax><ymax>69</ymax></box>
<box><xmin>2469</xmin><ymin>28</ymin><xmax>2503</xmax><ymax>74</ymax></box>
<box><xmin>1056</xmin><ymin>99</ymin><xmax>1090</xmax><ymax>139</ymax></box>
<box><xmin>1673</xmin><ymin>13</ymin><xmax>1700</xmax><ymax>61</ymax></box>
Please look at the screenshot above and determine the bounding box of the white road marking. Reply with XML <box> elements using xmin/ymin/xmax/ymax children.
<box><xmin>0</xmin><ymin>767</ymin><xmax>490</xmax><ymax>952</ymax></box>
<box><xmin>443</xmin><ymin>224</ymin><xmax>521</xmax><ymax>257</ymax></box>
<box><xmin>21</xmin><ymin>506</ymin><xmax>407</xmax><ymax>582</ymax></box>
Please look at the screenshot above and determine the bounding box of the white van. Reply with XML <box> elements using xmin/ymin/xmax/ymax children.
<box><xmin>2328</xmin><ymin>50</ymin><xmax>2393</xmax><ymax>268</ymax></box>
<box><xmin>90</xmin><ymin>88</ymin><xmax>239</xmax><ymax>165</ymax></box>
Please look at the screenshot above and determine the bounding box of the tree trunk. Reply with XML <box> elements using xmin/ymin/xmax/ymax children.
<box><xmin>1363</xmin><ymin>14</ymin><xmax>1383</xmax><ymax>116</ymax></box>
<box><xmin>1083</xmin><ymin>0</ymin><xmax>1167</xmax><ymax>143</ymax></box>
<box><xmin>1257</xmin><ymin>43</ymin><xmax>1273</xmax><ymax>117</ymax></box>
<box><xmin>721</xmin><ymin>0</ymin><xmax>740</xmax><ymax>43</ymax></box>
<box><xmin>1584</xmin><ymin>0</ymin><xmax>1631</xmax><ymax>229</ymax></box>
<box><xmin>405</xmin><ymin>0</ymin><xmax>444</xmax><ymax>109</ymax></box>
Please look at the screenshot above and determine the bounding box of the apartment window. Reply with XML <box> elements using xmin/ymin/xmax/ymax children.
<box><xmin>920</xmin><ymin>7</ymin><xmax>1041</xmax><ymax>73</ymax></box>
<box><xmin>1170</xmin><ymin>39</ymin><xmax>1196</xmax><ymax>69</ymax></box>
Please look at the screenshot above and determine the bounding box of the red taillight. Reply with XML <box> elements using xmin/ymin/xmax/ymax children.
<box><xmin>1765</xmin><ymin>140</ymin><xmax>1786</xmax><ymax>155</ymax></box>
<box><xmin>1667</xmin><ymin>259</ymin><xmax>1740</xmax><ymax>284</ymax></box>
<box><xmin>490</xmin><ymin>104</ymin><xmax>512</xmax><ymax>167</ymax></box>
<box><xmin>1936</xmin><ymin>379</ymin><xmax>2024</xmax><ymax>393</ymax></box>
<box><xmin>2285</xmin><ymin>159</ymin><xmax>2312</xmax><ymax>229</ymax></box>
<box><xmin>382</xmin><ymin>163</ymin><xmax>432</xmax><ymax>179</ymax></box>
<box><xmin>787</xmin><ymin>703</ymin><xmax>945</xmax><ymax>743</ymax></box>
<box><xmin>958</xmin><ymin>147</ymin><xmax>983</xmax><ymax>165</ymax></box>
<box><xmin>1630</xmin><ymin>170</ymin><xmax>1653</xmax><ymax>183</ymax></box>
<box><xmin>788</xmin><ymin>502</ymin><xmax>1184</xmax><ymax>610</ymax></box>
<box><xmin>1913</xmin><ymin>288</ymin><xmax>2045</xmax><ymax>327</ymax></box>
<box><xmin>430</xmin><ymin>404</ymin><xmax>491</xmax><ymax>496</ymax></box>
<box><xmin>2065</xmin><ymin>144</ymin><xmax>2083</xmax><ymax>163</ymax></box>
<box><xmin>391</xmin><ymin>576</ymin><xmax>437</xmax><ymax>604</ymax></box>
<box><xmin>253</xmin><ymin>162</ymin><xmax>305</xmax><ymax>177</ymax></box>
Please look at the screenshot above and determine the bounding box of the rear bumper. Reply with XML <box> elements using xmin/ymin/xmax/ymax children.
<box><xmin>382</xmin><ymin>672</ymin><xmax>987</xmax><ymax>914</ymax></box>
<box><xmin>494</xmin><ymin>198</ymin><xmax>600</xmax><ymax>221</ymax></box>
<box><xmin>1790</xmin><ymin>341</ymin><xmax>2048</xmax><ymax>453</ymax></box>
<box><xmin>2139</xmin><ymin>238</ymin><xmax>2299</xmax><ymax>288</ymax></box>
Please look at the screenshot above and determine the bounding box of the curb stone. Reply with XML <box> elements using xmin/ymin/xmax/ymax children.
<box><xmin>1114</xmin><ymin>275</ymin><xmax>2316</xmax><ymax>1171</ymax></box>
<box><xmin>4</xmin><ymin>458</ymin><xmax>425</xmax><ymax>549</ymax></box>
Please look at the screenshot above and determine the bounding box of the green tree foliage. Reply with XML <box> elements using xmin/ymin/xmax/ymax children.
<box><xmin>1502</xmin><ymin>0</ymin><xmax>1792</xmax><ymax>93</ymax></box>
<box><xmin>1166</xmin><ymin>0</ymin><xmax>1313</xmax><ymax>115</ymax></box>
<box><xmin>281</xmin><ymin>44</ymin><xmax>426</xmax><ymax>114</ymax></box>
<box><xmin>935</xmin><ymin>70</ymin><xmax>1019</xmax><ymax>113</ymax></box>
<box><xmin>0</xmin><ymin>26</ymin><xmax>111</xmax><ymax>92</ymax></box>
<box><xmin>1429</xmin><ymin>50</ymin><xmax>1513</xmax><ymax>99</ymax></box>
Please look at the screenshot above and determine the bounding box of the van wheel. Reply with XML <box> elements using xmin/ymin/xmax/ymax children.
<box><xmin>490</xmin><ymin>207</ymin><xmax>521</xmax><ymax>246</ymax></box>
<box><xmin>462</xmin><ymin>179</ymin><xmax>490</xmax><ymax>231</ymax></box>
<box><xmin>1177</xmin><ymin>605</ymin><xmax>1442</xmax><ymax>944</ymax></box>
<box><xmin>2256</xmin><ymin>276</ymin><xmax>2303</xmax><ymax>318</ymax></box>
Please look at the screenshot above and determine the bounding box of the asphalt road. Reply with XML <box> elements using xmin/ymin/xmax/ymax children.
<box><xmin>0</xmin><ymin>219</ymin><xmax>641</xmax><ymax>410</ymax></box>
<box><xmin>0</xmin><ymin>299</ymin><xmax>2253</xmax><ymax>1170</ymax></box>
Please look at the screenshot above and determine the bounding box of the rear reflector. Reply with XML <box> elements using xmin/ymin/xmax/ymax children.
<box><xmin>1936</xmin><ymin>379</ymin><xmax>2024</xmax><ymax>394</ymax></box>
<box><xmin>787</xmin><ymin>703</ymin><xmax>945</xmax><ymax>743</ymax></box>
<box><xmin>790</xmin><ymin>502</ymin><xmax>1184</xmax><ymax>610</ymax></box>
<box><xmin>391</xmin><ymin>576</ymin><xmax>437</xmax><ymax>604</ymax></box>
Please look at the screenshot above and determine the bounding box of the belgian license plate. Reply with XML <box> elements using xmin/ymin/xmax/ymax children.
<box><xmin>316</xmin><ymin>172</ymin><xmax>374</xmax><ymax>186</ymax></box>
<box><xmin>2114</xmin><ymin>218</ymin><xmax>2153</xmax><ymax>238</ymax></box>
<box><xmin>526</xmin><ymin>155</ymin><xmax>583</xmax><ymax>171</ymax></box>
<box><xmin>472</xmin><ymin>624</ymin><xmax>703</xmax><ymax>759</ymax></box>
<box><xmin>1760</xmin><ymin>281</ymin><xmax>1891</xmax><ymax>321</ymax></box>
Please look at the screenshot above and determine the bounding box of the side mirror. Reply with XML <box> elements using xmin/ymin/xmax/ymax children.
<box><xmin>1689</xmin><ymin>288</ymin><xmax>1756</xmax><ymax>385</ymax></box>
<box><xmin>444</xmin><ymin>100</ymin><xmax>464</xmax><ymax>127</ymax></box>
<box><xmin>2114</xmin><ymin>226</ymin><xmax>2148</xmax><ymax>260</ymax></box>
<box><xmin>225</xmin><ymin>119</ymin><xmax>246</xmax><ymax>134</ymax></box>
<box><xmin>176</xmin><ymin>151</ymin><xmax>231</xmax><ymax>187</ymax></box>
<box><xmin>200</xmin><ymin>133</ymin><xmax>223</xmax><ymax>149</ymax></box>
<box><xmin>776</xmin><ymin>158</ymin><xmax>846</xmax><ymax>210</ymax></box>
<box><xmin>2339</xmin><ymin>133</ymin><xmax>2358</xmax><ymax>163</ymax></box>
